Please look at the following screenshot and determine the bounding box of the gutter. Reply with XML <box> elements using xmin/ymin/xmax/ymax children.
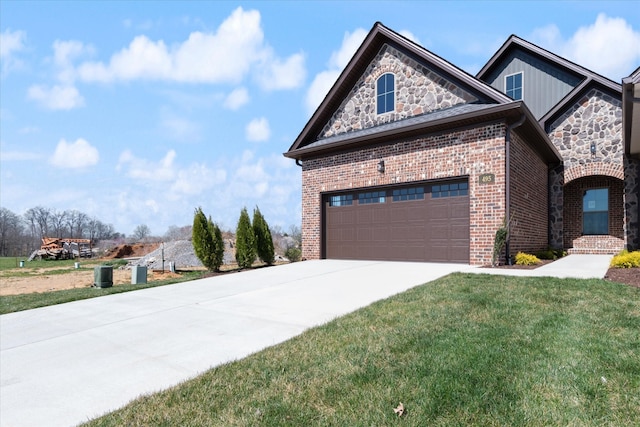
<box><xmin>505</xmin><ymin>113</ymin><xmax>526</xmax><ymax>264</ymax></box>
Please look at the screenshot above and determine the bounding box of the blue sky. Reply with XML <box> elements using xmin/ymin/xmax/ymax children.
<box><xmin>1</xmin><ymin>1</ymin><xmax>639</xmax><ymax>237</ymax></box>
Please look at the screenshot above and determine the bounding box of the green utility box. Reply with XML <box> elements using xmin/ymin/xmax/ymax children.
<box><xmin>94</xmin><ymin>265</ymin><xmax>113</xmax><ymax>288</ymax></box>
<box><xmin>131</xmin><ymin>266</ymin><xmax>147</xmax><ymax>284</ymax></box>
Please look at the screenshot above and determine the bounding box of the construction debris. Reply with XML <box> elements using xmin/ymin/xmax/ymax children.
<box><xmin>28</xmin><ymin>237</ymin><xmax>92</xmax><ymax>261</ymax></box>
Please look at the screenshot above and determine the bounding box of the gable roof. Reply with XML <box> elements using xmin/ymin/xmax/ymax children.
<box><xmin>623</xmin><ymin>66</ymin><xmax>640</xmax><ymax>157</ymax></box>
<box><xmin>286</xmin><ymin>22</ymin><xmax>513</xmax><ymax>156</ymax></box>
<box><xmin>476</xmin><ymin>35</ymin><xmax>622</xmax><ymax>130</ymax></box>
<box><xmin>286</xmin><ymin>101</ymin><xmax>561</xmax><ymax>163</ymax></box>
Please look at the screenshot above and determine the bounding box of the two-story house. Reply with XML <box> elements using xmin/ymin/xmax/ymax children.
<box><xmin>284</xmin><ymin>22</ymin><xmax>639</xmax><ymax>266</ymax></box>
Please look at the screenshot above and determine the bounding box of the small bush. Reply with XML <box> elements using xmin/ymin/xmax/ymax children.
<box><xmin>535</xmin><ymin>247</ymin><xmax>567</xmax><ymax>260</ymax></box>
<box><xmin>610</xmin><ymin>250</ymin><xmax>640</xmax><ymax>268</ymax></box>
<box><xmin>285</xmin><ymin>246</ymin><xmax>301</xmax><ymax>263</ymax></box>
<box><xmin>515</xmin><ymin>252</ymin><xmax>541</xmax><ymax>266</ymax></box>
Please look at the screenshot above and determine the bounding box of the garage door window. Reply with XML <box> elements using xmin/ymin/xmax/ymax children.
<box><xmin>359</xmin><ymin>191</ymin><xmax>386</xmax><ymax>204</ymax></box>
<box><xmin>329</xmin><ymin>194</ymin><xmax>353</xmax><ymax>207</ymax></box>
<box><xmin>392</xmin><ymin>186</ymin><xmax>424</xmax><ymax>201</ymax></box>
<box><xmin>432</xmin><ymin>182</ymin><xmax>468</xmax><ymax>198</ymax></box>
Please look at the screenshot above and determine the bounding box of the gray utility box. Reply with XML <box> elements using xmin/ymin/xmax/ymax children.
<box><xmin>131</xmin><ymin>265</ymin><xmax>147</xmax><ymax>284</ymax></box>
<box><xmin>94</xmin><ymin>265</ymin><xmax>113</xmax><ymax>288</ymax></box>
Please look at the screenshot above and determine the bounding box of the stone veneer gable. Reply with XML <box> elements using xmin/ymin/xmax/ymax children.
<box><xmin>319</xmin><ymin>44</ymin><xmax>478</xmax><ymax>139</ymax></box>
<box><xmin>549</xmin><ymin>87</ymin><xmax>623</xmax><ymax>173</ymax></box>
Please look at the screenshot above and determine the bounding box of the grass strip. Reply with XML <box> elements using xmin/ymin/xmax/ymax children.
<box><xmin>83</xmin><ymin>273</ymin><xmax>640</xmax><ymax>426</ymax></box>
<box><xmin>0</xmin><ymin>271</ymin><xmax>203</xmax><ymax>314</ymax></box>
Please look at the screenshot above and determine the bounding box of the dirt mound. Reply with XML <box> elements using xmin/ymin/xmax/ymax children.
<box><xmin>103</xmin><ymin>243</ymin><xmax>160</xmax><ymax>259</ymax></box>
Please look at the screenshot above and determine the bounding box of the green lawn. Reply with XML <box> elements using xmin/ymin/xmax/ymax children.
<box><xmin>82</xmin><ymin>273</ymin><xmax>640</xmax><ymax>426</ymax></box>
<box><xmin>0</xmin><ymin>269</ymin><xmax>204</xmax><ymax>315</ymax></box>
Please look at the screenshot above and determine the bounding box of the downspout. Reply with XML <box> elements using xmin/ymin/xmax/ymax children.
<box><xmin>296</xmin><ymin>158</ymin><xmax>303</xmax><ymax>167</ymax></box>
<box><xmin>505</xmin><ymin>113</ymin><xmax>526</xmax><ymax>265</ymax></box>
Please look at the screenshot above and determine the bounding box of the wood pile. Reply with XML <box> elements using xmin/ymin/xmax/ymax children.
<box><xmin>28</xmin><ymin>237</ymin><xmax>92</xmax><ymax>260</ymax></box>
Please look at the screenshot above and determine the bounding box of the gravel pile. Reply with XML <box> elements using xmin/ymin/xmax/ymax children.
<box><xmin>130</xmin><ymin>240</ymin><xmax>235</xmax><ymax>270</ymax></box>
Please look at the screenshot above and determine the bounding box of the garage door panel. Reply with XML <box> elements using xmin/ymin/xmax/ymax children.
<box><xmin>324</xmin><ymin>180</ymin><xmax>469</xmax><ymax>263</ymax></box>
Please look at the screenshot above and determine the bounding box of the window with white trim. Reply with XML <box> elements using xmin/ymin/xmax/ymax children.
<box><xmin>505</xmin><ymin>72</ymin><xmax>523</xmax><ymax>100</ymax></box>
<box><xmin>376</xmin><ymin>73</ymin><xmax>395</xmax><ymax>114</ymax></box>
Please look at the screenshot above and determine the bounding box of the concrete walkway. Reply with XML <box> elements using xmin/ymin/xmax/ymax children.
<box><xmin>1</xmin><ymin>260</ymin><xmax>472</xmax><ymax>427</ymax></box>
<box><xmin>0</xmin><ymin>255</ymin><xmax>611</xmax><ymax>426</ymax></box>
<box><xmin>468</xmin><ymin>254</ymin><xmax>613</xmax><ymax>279</ymax></box>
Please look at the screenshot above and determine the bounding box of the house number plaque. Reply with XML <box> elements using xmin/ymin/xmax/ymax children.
<box><xmin>479</xmin><ymin>173</ymin><xmax>495</xmax><ymax>184</ymax></box>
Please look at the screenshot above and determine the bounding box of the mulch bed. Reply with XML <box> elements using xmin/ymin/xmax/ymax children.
<box><xmin>486</xmin><ymin>259</ymin><xmax>639</xmax><ymax>288</ymax></box>
<box><xmin>604</xmin><ymin>268</ymin><xmax>640</xmax><ymax>288</ymax></box>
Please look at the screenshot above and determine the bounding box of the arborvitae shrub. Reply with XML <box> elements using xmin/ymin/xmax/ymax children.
<box><xmin>235</xmin><ymin>207</ymin><xmax>255</xmax><ymax>269</ymax></box>
<box><xmin>209</xmin><ymin>216</ymin><xmax>224</xmax><ymax>272</ymax></box>
<box><xmin>253</xmin><ymin>207</ymin><xmax>275</xmax><ymax>265</ymax></box>
<box><xmin>192</xmin><ymin>207</ymin><xmax>224</xmax><ymax>272</ymax></box>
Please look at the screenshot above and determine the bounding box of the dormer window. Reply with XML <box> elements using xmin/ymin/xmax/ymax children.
<box><xmin>505</xmin><ymin>72</ymin><xmax>523</xmax><ymax>100</ymax></box>
<box><xmin>376</xmin><ymin>73</ymin><xmax>395</xmax><ymax>114</ymax></box>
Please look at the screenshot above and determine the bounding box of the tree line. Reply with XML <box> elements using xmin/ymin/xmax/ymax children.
<box><xmin>0</xmin><ymin>206</ymin><xmax>121</xmax><ymax>257</ymax></box>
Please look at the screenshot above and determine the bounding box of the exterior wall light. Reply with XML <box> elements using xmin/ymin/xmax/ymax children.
<box><xmin>377</xmin><ymin>159</ymin><xmax>385</xmax><ymax>173</ymax></box>
<box><xmin>590</xmin><ymin>142</ymin><xmax>596</xmax><ymax>156</ymax></box>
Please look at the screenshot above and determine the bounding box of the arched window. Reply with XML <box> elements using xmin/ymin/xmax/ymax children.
<box><xmin>376</xmin><ymin>73</ymin><xmax>395</xmax><ymax>114</ymax></box>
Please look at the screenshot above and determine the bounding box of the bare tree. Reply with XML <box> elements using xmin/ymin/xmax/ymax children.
<box><xmin>65</xmin><ymin>210</ymin><xmax>89</xmax><ymax>238</ymax></box>
<box><xmin>0</xmin><ymin>208</ymin><xmax>24</xmax><ymax>256</ymax></box>
<box><xmin>24</xmin><ymin>206</ymin><xmax>51</xmax><ymax>241</ymax></box>
<box><xmin>132</xmin><ymin>224</ymin><xmax>151</xmax><ymax>241</ymax></box>
<box><xmin>288</xmin><ymin>224</ymin><xmax>301</xmax><ymax>245</ymax></box>
<box><xmin>50</xmin><ymin>210</ymin><xmax>68</xmax><ymax>237</ymax></box>
<box><xmin>164</xmin><ymin>225</ymin><xmax>192</xmax><ymax>241</ymax></box>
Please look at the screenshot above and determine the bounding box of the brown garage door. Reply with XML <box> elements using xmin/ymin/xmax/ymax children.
<box><xmin>324</xmin><ymin>181</ymin><xmax>469</xmax><ymax>263</ymax></box>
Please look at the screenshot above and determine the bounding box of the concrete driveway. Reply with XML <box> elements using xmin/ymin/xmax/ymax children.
<box><xmin>1</xmin><ymin>260</ymin><xmax>471</xmax><ymax>427</ymax></box>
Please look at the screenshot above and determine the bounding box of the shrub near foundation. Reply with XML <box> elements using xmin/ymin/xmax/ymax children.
<box><xmin>515</xmin><ymin>252</ymin><xmax>541</xmax><ymax>266</ymax></box>
<box><xmin>610</xmin><ymin>250</ymin><xmax>640</xmax><ymax>268</ymax></box>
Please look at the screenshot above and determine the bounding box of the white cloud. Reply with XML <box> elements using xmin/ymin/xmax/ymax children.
<box><xmin>27</xmin><ymin>84</ymin><xmax>85</xmax><ymax>110</ymax></box>
<box><xmin>116</xmin><ymin>148</ymin><xmax>226</xmax><ymax>197</ymax></box>
<box><xmin>50</xmin><ymin>138</ymin><xmax>99</xmax><ymax>169</ymax></box>
<box><xmin>224</xmin><ymin>87</ymin><xmax>250</xmax><ymax>110</ymax></box>
<box><xmin>0</xmin><ymin>29</ymin><xmax>26</xmax><ymax>58</ymax></box>
<box><xmin>76</xmin><ymin>7</ymin><xmax>305</xmax><ymax>89</ymax></box>
<box><xmin>329</xmin><ymin>28</ymin><xmax>368</xmax><ymax>70</ymax></box>
<box><xmin>1</xmin><ymin>29</ymin><xmax>26</xmax><ymax>75</ymax></box>
<box><xmin>52</xmin><ymin>39</ymin><xmax>92</xmax><ymax>83</ymax></box>
<box><xmin>255</xmin><ymin>51</ymin><xmax>306</xmax><ymax>90</ymax></box>
<box><xmin>531</xmin><ymin>14</ymin><xmax>640</xmax><ymax>79</ymax></box>
<box><xmin>245</xmin><ymin>117</ymin><xmax>271</xmax><ymax>142</ymax></box>
<box><xmin>170</xmin><ymin>164</ymin><xmax>226</xmax><ymax>195</ymax></box>
<box><xmin>305</xmin><ymin>69</ymin><xmax>342</xmax><ymax>116</ymax></box>
<box><xmin>305</xmin><ymin>28</ymin><xmax>368</xmax><ymax>115</ymax></box>
<box><xmin>160</xmin><ymin>113</ymin><xmax>201</xmax><ymax>142</ymax></box>
<box><xmin>117</xmin><ymin>149</ymin><xmax>176</xmax><ymax>182</ymax></box>
<box><xmin>399</xmin><ymin>30</ymin><xmax>420</xmax><ymax>45</ymax></box>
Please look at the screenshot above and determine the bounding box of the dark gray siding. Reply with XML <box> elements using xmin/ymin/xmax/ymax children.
<box><xmin>483</xmin><ymin>50</ymin><xmax>582</xmax><ymax>119</ymax></box>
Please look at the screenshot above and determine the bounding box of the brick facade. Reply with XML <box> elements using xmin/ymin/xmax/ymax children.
<box><xmin>563</xmin><ymin>176</ymin><xmax>625</xmax><ymax>253</ymax></box>
<box><xmin>289</xmin><ymin>24</ymin><xmax>638</xmax><ymax>266</ymax></box>
<box><xmin>301</xmin><ymin>123</ymin><xmax>550</xmax><ymax>266</ymax></box>
<box><xmin>508</xmin><ymin>131</ymin><xmax>549</xmax><ymax>256</ymax></box>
